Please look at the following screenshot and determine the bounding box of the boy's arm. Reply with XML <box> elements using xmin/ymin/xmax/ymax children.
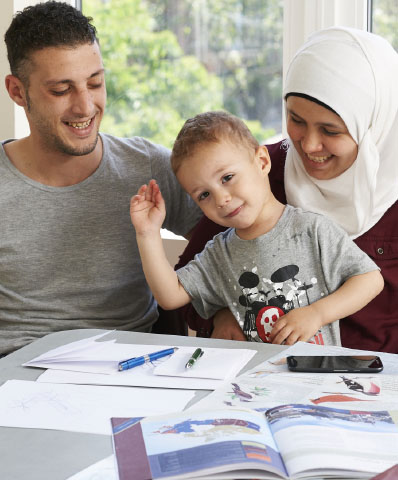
<box><xmin>130</xmin><ymin>180</ymin><xmax>191</xmax><ymax>310</ymax></box>
<box><xmin>269</xmin><ymin>270</ymin><xmax>384</xmax><ymax>345</ymax></box>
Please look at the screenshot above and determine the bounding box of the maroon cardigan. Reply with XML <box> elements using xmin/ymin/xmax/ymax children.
<box><xmin>175</xmin><ymin>141</ymin><xmax>398</xmax><ymax>354</ymax></box>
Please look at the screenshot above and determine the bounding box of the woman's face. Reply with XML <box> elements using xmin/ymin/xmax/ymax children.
<box><xmin>286</xmin><ymin>96</ymin><xmax>358</xmax><ymax>180</ymax></box>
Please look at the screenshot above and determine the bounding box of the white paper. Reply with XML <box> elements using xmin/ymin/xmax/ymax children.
<box><xmin>31</xmin><ymin>331</ymin><xmax>113</xmax><ymax>361</ymax></box>
<box><xmin>23</xmin><ymin>332</ymin><xmax>177</xmax><ymax>374</ymax></box>
<box><xmin>192</xmin><ymin>372</ymin><xmax>398</xmax><ymax>412</ymax></box>
<box><xmin>37</xmin><ymin>366</ymin><xmax>228</xmax><ymax>390</ymax></box>
<box><xmin>0</xmin><ymin>380</ymin><xmax>195</xmax><ymax>435</ymax></box>
<box><xmin>23</xmin><ymin>332</ymin><xmax>256</xmax><ymax>384</ymax></box>
<box><xmin>33</xmin><ymin>332</ymin><xmax>256</xmax><ymax>389</ymax></box>
<box><xmin>66</xmin><ymin>455</ymin><xmax>117</xmax><ymax>480</ymax></box>
<box><xmin>153</xmin><ymin>347</ymin><xmax>256</xmax><ymax>380</ymax></box>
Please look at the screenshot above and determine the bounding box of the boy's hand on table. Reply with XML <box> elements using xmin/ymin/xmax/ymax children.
<box><xmin>269</xmin><ymin>305</ymin><xmax>321</xmax><ymax>345</ymax></box>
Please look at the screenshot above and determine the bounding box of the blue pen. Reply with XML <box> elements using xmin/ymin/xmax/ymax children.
<box><xmin>118</xmin><ymin>347</ymin><xmax>178</xmax><ymax>371</ymax></box>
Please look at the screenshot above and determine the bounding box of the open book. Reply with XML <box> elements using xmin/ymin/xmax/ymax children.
<box><xmin>111</xmin><ymin>404</ymin><xmax>398</xmax><ymax>480</ymax></box>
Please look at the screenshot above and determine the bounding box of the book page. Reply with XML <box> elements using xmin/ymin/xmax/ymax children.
<box><xmin>112</xmin><ymin>407</ymin><xmax>289</xmax><ymax>480</ymax></box>
<box><xmin>191</xmin><ymin>373</ymin><xmax>398</xmax><ymax>412</ymax></box>
<box><xmin>265</xmin><ymin>404</ymin><xmax>398</xmax><ymax>478</ymax></box>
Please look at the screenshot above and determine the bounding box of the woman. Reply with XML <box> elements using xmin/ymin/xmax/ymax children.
<box><xmin>175</xmin><ymin>27</ymin><xmax>398</xmax><ymax>353</ymax></box>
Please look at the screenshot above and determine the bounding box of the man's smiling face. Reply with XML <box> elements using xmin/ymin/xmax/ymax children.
<box><xmin>23</xmin><ymin>42</ymin><xmax>106</xmax><ymax>157</ymax></box>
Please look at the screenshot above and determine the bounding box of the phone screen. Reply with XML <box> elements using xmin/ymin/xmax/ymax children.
<box><xmin>286</xmin><ymin>355</ymin><xmax>383</xmax><ymax>373</ymax></box>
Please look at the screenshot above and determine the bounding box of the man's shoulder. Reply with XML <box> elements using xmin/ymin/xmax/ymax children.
<box><xmin>100</xmin><ymin>133</ymin><xmax>170</xmax><ymax>160</ymax></box>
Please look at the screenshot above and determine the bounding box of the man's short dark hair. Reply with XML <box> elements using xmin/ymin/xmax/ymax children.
<box><xmin>4</xmin><ymin>1</ymin><xmax>98</xmax><ymax>84</ymax></box>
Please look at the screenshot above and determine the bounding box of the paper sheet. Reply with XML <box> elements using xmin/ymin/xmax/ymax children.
<box><xmin>23</xmin><ymin>332</ymin><xmax>256</xmax><ymax>390</ymax></box>
<box><xmin>153</xmin><ymin>346</ymin><xmax>256</xmax><ymax>380</ymax></box>
<box><xmin>191</xmin><ymin>372</ymin><xmax>398</xmax><ymax>412</ymax></box>
<box><xmin>67</xmin><ymin>454</ymin><xmax>238</xmax><ymax>480</ymax></box>
<box><xmin>37</xmin><ymin>367</ymin><xmax>227</xmax><ymax>390</ymax></box>
<box><xmin>0</xmin><ymin>380</ymin><xmax>195</xmax><ymax>435</ymax></box>
<box><xmin>66</xmin><ymin>455</ymin><xmax>117</xmax><ymax>480</ymax></box>
<box><xmin>23</xmin><ymin>331</ymin><xmax>169</xmax><ymax>374</ymax></box>
<box><xmin>32</xmin><ymin>332</ymin><xmax>256</xmax><ymax>389</ymax></box>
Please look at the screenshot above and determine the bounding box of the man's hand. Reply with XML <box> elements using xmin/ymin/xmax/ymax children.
<box><xmin>130</xmin><ymin>179</ymin><xmax>165</xmax><ymax>235</ymax></box>
<box><xmin>211</xmin><ymin>308</ymin><xmax>247</xmax><ymax>341</ymax></box>
<box><xmin>269</xmin><ymin>305</ymin><xmax>321</xmax><ymax>345</ymax></box>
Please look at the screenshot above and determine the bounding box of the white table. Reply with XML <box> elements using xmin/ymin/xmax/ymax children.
<box><xmin>0</xmin><ymin>329</ymin><xmax>285</xmax><ymax>480</ymax></box>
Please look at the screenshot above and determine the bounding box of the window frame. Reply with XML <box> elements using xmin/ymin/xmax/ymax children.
<box><xmin>0</xmin><ymin>0</ymin><xmax>370</xmax><ymax>139</ymax></box>
<box><xmin>283</xmin><ymin>0</ymin><xmax>368</xmax><ymax>84</ymax></box>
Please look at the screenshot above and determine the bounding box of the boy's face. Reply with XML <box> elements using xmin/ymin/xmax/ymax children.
<box><xmin>18</xmin><ymin>42</ymin><xmax>106</xmax><ymax>157</ymax></box>
<box><xmin>176</xmin><ymin>140</ymin><xmax>272</xmax><ymax>239</ymax></box>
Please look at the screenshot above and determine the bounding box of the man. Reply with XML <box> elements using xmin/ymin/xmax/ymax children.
<box><xmin>0</xmin><ymin>1</ymin><xmax>201</xmax><ymax>355</ymax></box>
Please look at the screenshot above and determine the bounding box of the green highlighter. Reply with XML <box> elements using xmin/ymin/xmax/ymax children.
<box><xmin>185</xmin><ymin>348</ymin><xmax>204</xmax><ymax>369</ymax></box>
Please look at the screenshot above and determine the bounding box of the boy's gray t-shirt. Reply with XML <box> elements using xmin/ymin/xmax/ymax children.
<box><xmin>0</xmin><ymin>133</ymin><xmax>201</xmax><ymax>354</ymax></box>
<box><xmin>177</xmin><ymin>205</ymin><xmax>379</xmax><ymax>345</ymax></box>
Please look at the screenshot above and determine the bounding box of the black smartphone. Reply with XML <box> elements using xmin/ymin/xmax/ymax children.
<box><xmin>286</xmin><ymin>355</ymin><xmax>383</xmax><ymax>373</ymax></box>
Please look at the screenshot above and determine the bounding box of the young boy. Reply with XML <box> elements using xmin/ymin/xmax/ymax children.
<box><xmin>130</xmin><ymin>111</ymin><xmax>383</xmax><ymax>345</ymax></box>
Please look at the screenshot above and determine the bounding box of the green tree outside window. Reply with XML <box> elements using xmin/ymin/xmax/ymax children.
<box><xmin>84</xmin><ymin>0</ymin><xmax>282</xmax><ymax>148</ymax></box>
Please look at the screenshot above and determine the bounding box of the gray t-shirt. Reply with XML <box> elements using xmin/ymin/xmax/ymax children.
<box><xmin>0</xmin><ymin>133</ymin><xmax>201</xmax><ymax>355</ymax></box>
<box><xmin>177</xmin><ymin>205</ymin><xmax>379</xmax><ymax>345</ymax></box>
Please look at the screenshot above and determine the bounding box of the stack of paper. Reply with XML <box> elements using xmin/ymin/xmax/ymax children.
<box><xmin>24</xmin><ymin>332</ymin><xmax>257</xmax><ymax>390</ymax></box>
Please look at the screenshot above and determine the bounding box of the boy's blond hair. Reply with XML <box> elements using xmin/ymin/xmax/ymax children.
<box><xmin>171</xmin><ymin>111</ymin><xmax>259</xmax><ymax>174</ymax></box>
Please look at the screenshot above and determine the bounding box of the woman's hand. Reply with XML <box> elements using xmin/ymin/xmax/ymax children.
<box><xmin>211</xmin><ymin>308</ymin><xmax>247</xmax><ymax>341</ymax></box>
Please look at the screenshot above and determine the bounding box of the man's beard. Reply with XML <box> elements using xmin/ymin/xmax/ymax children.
<box><xmin>26</xmin><ymin>91</ymin><xmax>100</xmax><ymax>157</ymax></box>
<box><xmin>50</xmin><ymin>130</ymin><xmax>99</xmax><ymax>156</ymax></box>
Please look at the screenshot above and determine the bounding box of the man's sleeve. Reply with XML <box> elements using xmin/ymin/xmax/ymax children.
<box><xmin>176</xmin><ymin>241</ymin><xmax>227</xmax><ymax>319</ymax></box>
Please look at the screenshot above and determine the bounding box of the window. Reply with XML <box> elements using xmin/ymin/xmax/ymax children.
<box><xmin>370</xmin><ymin>0</ymin><xmax>398</xmax><ymax>51</ymax></box>
<box><xmin>83</xmin><ymin>0</ymin><xmax>283</xmax><ymax>148</ymax></box>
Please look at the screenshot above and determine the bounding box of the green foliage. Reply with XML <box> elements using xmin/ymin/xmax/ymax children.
<box><xmin>84</xmin><ymin>0</ymin><xmax>281</xmax><ymax>147</ymax></box>
<box><xmin>372</xmin><ymin>0</ymin><xmax>398</xmax><ymax>51</ymax></box>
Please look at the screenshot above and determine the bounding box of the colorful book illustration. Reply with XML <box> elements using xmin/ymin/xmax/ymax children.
<box><xmin>192</xmin><ymin>372</ymin><xmax>398</xmax><ymax>413</ymax></box>
<box><xmin>111</xmin><ymin>404</ymin><xmax>398</xmax><ymax>479</ymax></box>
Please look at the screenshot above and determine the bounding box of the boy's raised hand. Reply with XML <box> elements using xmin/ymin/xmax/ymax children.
<box><xmin>130</xmin><ymin>179</ymin><xmax>166</xmax><ymax>235</ymax></box>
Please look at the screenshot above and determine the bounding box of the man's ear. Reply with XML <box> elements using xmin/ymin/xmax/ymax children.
<box><xmin>256</xmin><ymin>145</ymin><xmax>271</xmax><ymax>175</ymax></box>
<box><xmin>5</xmin><ymin>75</ymin><xmax>28</xmax><ymax>108</ymax></box>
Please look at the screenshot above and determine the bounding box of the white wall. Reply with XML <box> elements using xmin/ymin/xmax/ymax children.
<box><xmin>0</xmin><ymin>0</ymin><xmax>77</xmax><ymax>139</ymax></box>
<box><xmin>281</xmin><ymin>0</ymin><xmax>368</xmax><ymax>135</ymax></box>
<box><xmin>0</xmin><ymin>0</ymin><xmax>17</xmax><ymax>139</ymax></box>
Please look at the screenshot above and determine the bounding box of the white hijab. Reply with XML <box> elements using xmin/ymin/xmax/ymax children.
<box><xmin>284</xmin><ymin>27</ymin><xmax>398</xmax><ymax>238</ymax></box>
